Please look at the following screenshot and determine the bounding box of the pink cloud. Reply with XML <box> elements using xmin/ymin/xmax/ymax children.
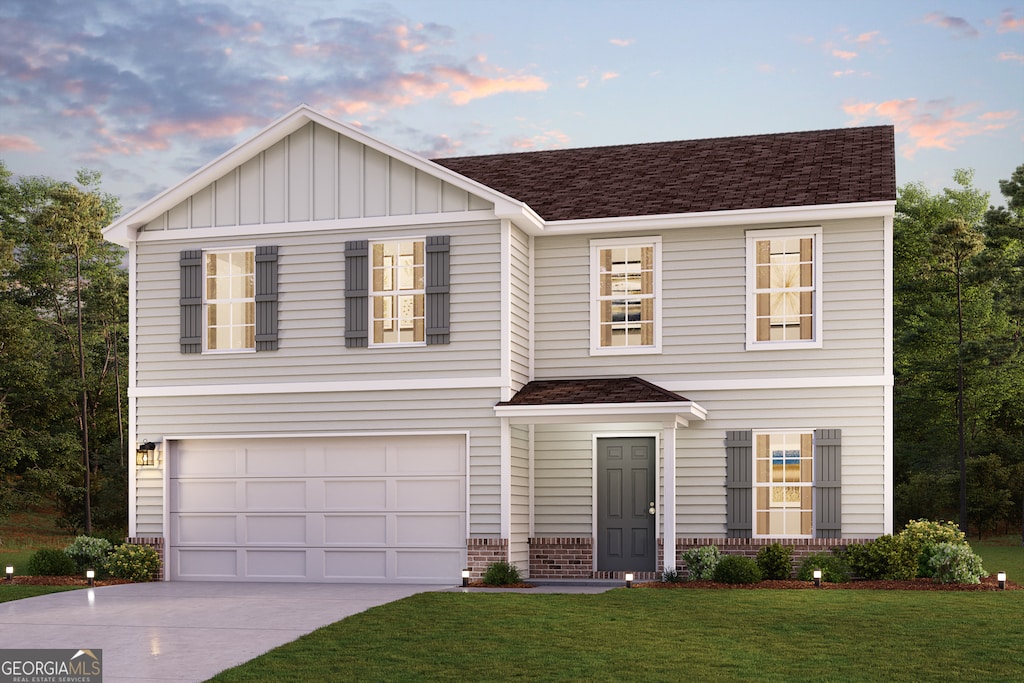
<box><xmin>832</xmin><ymin>69</ymin><xmax>856</xmax><ymax>78</ymax></box>
<box><xmin>998</xmin><ymin>51</ymin><xmax>1024</xmax><ymax>63</ymax></box>
<box><xmin>0</xmin><ymin>134</ymin><xmax>42</xmax><ymax>153</ymax></box>
<box><xmin>507</xmin><ymin>129</ymin><xmax>570</xmax><ymax>150</ymax></box>
<box><xmin>435</xmin><ymin>65</ymin><xmax>548</xmax><ymax>106</ymax></box>
<box><xmin>577</xmin><ymin>76</ymin><xmax>590</xmax><ymax>89</ymax></box>
<box><xmin>843</xmin><ymin>97</ymin><xmax>1018</xmax><ymax>157</ymax></box>
<box><xmin>852</xmin><ymin>30</ymin><xmax>884</xmax><ymax>44</ymax></box>
<box><xmin>83</xmin><ymin>112</ymin><xmax>264</xmax><ymax>157</ymax></box>
<box><xmin>609</xmin><ymin>38</ymin><xmax>634</xmax><ymax>47</ymax></box>
<box><xmin>832</xmin><ymin>49</ymin><xmax>858</xmax><ymax>60</ymax></box>
<box><xmin>600</xmin><ymin>71</ymin><xmax>619</xmax><ymax>81</ymax></box>
<box><xmin>923</xmin><ymin>12</ymin><xmax>980</xmax><ymax>38</ymax></box>
<box><xmin>998</xmin><ymin>9</ymin><xmax>1024</xmax><ymax>33</ymax></box>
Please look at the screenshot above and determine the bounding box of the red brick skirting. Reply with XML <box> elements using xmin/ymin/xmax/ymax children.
<box><xmin>126</xmin><ymin>536</ymin><xmax>165</xmax><ymax>581</ymax></box>
<box><xmin>465</xmin><ymin>538</ymin><xmax>509</xmax><ymax>579</ymax></box>
<box><xmin>528</xmin><ymin>537</ymin><xmax>593</xmax><ymax>579</ymax></box>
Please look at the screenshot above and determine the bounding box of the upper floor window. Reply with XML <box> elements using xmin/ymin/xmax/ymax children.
<box><xmin>205</xmin><ymin>249</ymin><xmax>255</xmax><ymax>352</ymax></box>
<box><xmin>372</xmin><ymin>240</ymin><xmax>425</xmax><ymax>345</ymax></box>
<box><xmin>746</xmin><ymin>227</ymin><xmax>822</xmax><ymax>350</ymax></box>
<box><xmin>590</xmin><ymin>237</ymin><xmax>661</xmax><ymax>355</ymax></box>
<box><xmin>754</xmin><ymin>431</ymin><xmax>813</xmax><ymax>537</ymax></box>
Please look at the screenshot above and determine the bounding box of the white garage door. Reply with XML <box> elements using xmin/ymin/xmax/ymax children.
<box><xmin>168</xmin><ymin>435</ymin><xmax>466</xmax><ymax>583</ymax></box>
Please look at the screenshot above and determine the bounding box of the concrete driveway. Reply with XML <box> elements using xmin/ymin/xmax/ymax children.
<box><xmin>0</xmin><ymin>581</ymin><xmax>439</xmax><ymax>682</ymax></box>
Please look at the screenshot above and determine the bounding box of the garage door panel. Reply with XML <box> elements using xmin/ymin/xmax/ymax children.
<box><xmin>395</xmin><ymin>445</ymin><xmax>466</xmax><ymax>475</ymax></box>
<box><xmin>176</xmin><ymin>447</ymin><xmax>238</xmax><ymax>476</ymax></box>
<box><xmin>395</xmin><ymin>550</ymin><xmax>464</xmax><ymax>581</ymax></box>
<box><xmin>245</xmin><ymin>446</ymin><xmax>311</xmax><ymax>476</ymax></box>
<box><xmin>395</xmin><ymin>478</ymin><xmax>464</xmax><ymax>511</ymax></box>
<box><xmin>395</xmin><ymin>514</ymin><xmax>464</xmax><ymax>546</ymax></box>
<box><xmin>245</xmin><ymin>480</ymin><xmax>306</xmax><ymax>509</ymax></box>
<box><xmin>175</xmin><ymin>480</ymin><xmax>238</xmax><ymax>510</ymax></box>
<box><xmin>245</xmin><ymin>550</ymin><xmax>307</xmax><ymax>578</ymax></box>
<box><xmin>245</xmin><ymin>515</ymin><xmax>307</xmax><ymax>544</ymax></box>
<box><xmin>324</xmin><ymin>514</ymin><xmax>387</xmax><ymax>545</ymax></box>
<box><xmin>324</xmin><ymin>443</ymin><xmax>388</xmax><ymax>475</ymax></box>
<box><xmin>176</xmin><ymin>515</ymin><xmax>238</xmax><ymax>544</ymax></box>
<box><xmin>324</xmin><ymin>550</ymin><xmax>388</xmax><ymax>579</ymax></box>
<box><xmin>324</xmin><ymin>480</ymin><xmax>387</xmax><ymax>509</ymax></box>
<box><xmin>176</xmin><ymin>549</ymin><xmax>238</xmax><ymax>577</ymax></box>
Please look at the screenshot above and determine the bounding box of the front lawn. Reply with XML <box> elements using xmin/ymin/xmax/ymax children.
<box><xmin>0</xmin><ymin>585</ymin><xmax>80</xmax><ymax>603</ymax></box>
<box><xmin>209</xmin><ymin>587</ymin><xmax>1023</xmax><ymax>682</ymax></box>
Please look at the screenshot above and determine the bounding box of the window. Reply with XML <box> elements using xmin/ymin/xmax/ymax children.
<box><xmin>746</xmin><ymin>228</ymin><xmax>821</xmax><ymax>349</ymax></box>
<box><xmin>590</xmin><ymin>237</ymin><xmax>661</xmax><ymax>354</ymax></box>
<box><xmin>371</xmin><ymin>240</ymin><xmax>425</xmax><ymax>345</ymax></box>
<box><xmin>754</xmin><ymin>431</ymin><xmax>813</xmax><ymax>537</ymax></box>
<box><xmin>205</xmin><ymin>249</ymin><xmax>256</xmax><ymax>352</ymax></box>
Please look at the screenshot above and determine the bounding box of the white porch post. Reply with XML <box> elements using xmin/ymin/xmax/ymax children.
<box><xmin>662</xmin><ymin>420</ymin><xmax>678</xmax><ymax>572</ymax></box>
<box><xmin>500</xmin><ymin>417</ymin><xmax>512</xmax><ymax>549</ymax></box>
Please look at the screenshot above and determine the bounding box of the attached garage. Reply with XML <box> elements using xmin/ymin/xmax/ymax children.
<box><xmin>167</xmin><ymin>434</ymin><xmax>467</xmax><ymax>583</ymax></box>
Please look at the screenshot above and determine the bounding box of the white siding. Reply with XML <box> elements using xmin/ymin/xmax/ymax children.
<box><xmin>135</xmin><ymin>467</ymin><xmax>164</xmax><ymax>534</ymax></box>
<box><xmin>533</xmin><ymin>218</ymin><xmax>887</xmax><ymax>382</ymax></box>
<box><xmin>509</xmin><ymin>225</ymin><xmax>531</xmax><ymax>389</ymax></box>
<box><xmin>510</xmin><ymin>424</ymin><xmax>530</xmax><ymax>569</ymax></box>
<box><xmin>141</xmin><ymin>122</ymin><xmax>494</xmax><ymax>233</ymax></box>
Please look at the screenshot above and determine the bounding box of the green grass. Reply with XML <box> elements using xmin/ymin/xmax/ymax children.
<box><xmin>0</xmin><ymin>504</ymin><xmax>75</xmax><ymax>574</ymax></box>
<box><xmin>974</xmin><ymin>536</ymin><xmax>1024</xmax><ymax>580</ymax></box>
<box><xmin>209</xmin><ymin>587</ymin><xmax>1023</xmax><ymax>683</ymax></box>
<box><xmin>0</xmin><ymin>584</ymin><xmax>80</xmax><ymax>603</ymax></box>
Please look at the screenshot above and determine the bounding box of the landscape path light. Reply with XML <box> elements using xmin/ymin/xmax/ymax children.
<box><xmin>625</xmin><ymin>572</ymin><xmax>634</xmax><ymax>588</ymax></box>
<box><xmin>86</xmin><ymin>569</ymin><xmax>95</xmax><ymax>587</ymax></box>
<box><xmin>997</xmin><ymin>571</ymin><xmax>1006</xmax><ymax>590</ymax></box>
<box><xmin>813</xmin><ymin>569</ymin><xmax>822</xmax><ymax>588</ymax></box>
<box><xmin>461</xmin><ymin>568</ymin><xmax>470</xmax><ymax>588</ymax></box>
<box><xmin>5</xmin><ymin>566</ymin><xmax>12</xmax><ymax>583</ymax></box>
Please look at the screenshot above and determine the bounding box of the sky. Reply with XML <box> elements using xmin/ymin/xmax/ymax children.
<box><xmin>1</xmin><ymin>0</ymin><xmax>1021</xmax><ymax>216</ymax></box>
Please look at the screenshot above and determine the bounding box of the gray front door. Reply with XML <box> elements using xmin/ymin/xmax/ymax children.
<box><xmin>597</xmin><ymin>437</ymin><xmax>656</xmax><ymax>572</ymax></box>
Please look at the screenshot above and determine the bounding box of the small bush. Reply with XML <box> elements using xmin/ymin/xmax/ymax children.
<box><xmin>927</xmin><ymin>542</ymin><xmax>986</xmax><ymax>584</ymax></box>
<box><xmin>105</xmin><ymin>543</ymin><xmax>161</xmax><ymax>582</ymax></box>
<box><xmin>481</xmin><ymin>561</ymin><xmax>522</xmax><ymax>586</ymax></box>
<box><xmin>796</xmin><ymin>552</ymin><xmax>852</xmax><ymax>583</ymax></box>
<box><xmin>64</xmin><ymin>535</ymin><xmax>114</xmax><ymax>573</ymax></box>
<box><xmin>844</xmin><ymin>535</ymin><xmax>917</xmax><ymax>580</ymax></box>
<box><xmin>27</xmin><ymin>548</ymin><xmax>78</xmax><ymax>576</ymax></box>
<box><xmin>899</xmin><ymin>519</ymin><xmax>967</xmax><ymax>577</ymax></box>
<box><xmin>681</xmin><ymin>545</ymin><xmax>721</xmax><ymax>580</ymax></box>
<box><xmin>712</xmin><ymin>555</ymin><xmax>762</xmax><ymax>584</ymax></box>
<box><xmin>661</xmin><ymin>568</ymin><xmax>684</xmax><ymax>583</ymax></box>
<box><xmin>756</xmin><ymin>543</ymin><xmax>794</xmax><ymax>580</ymax></box>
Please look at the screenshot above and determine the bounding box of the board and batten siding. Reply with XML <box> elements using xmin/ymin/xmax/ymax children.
<box><xmin>532</xmin><ymin>218</ymin><xmax>887</xmax><ymax>382</ymax></box>
<box><xmin>141</xmin><ymin>122</ymin><xmax>492</xmax><ymax>233</ymax></box>
<box><xmin>134</xmin><ymin>220</ymin><xmax>503</xmax><ymax>386</ymax></box>
<box><xmin>133</xmin><ymin>387</ymin><xmax>501</xmax><ymax>536</ymax></box>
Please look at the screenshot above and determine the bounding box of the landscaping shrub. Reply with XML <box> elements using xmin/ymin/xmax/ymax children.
<box><xmin>105</xmin><ymin>543</ymin><xmax>161</xmax><ymax>582</ymax></box>
<box><xmin>898</xmin><ymin>519</ymin><xmax>968</xmax><ymax>577</ymax></box>
<box><xmin>927</xmin><ymin>542</ymin><xmax>986</xmax><ymax>584</ymax></box>
<box><xmin>661</xmin><ymin>568</ymin><xmax>684</xmax><ymax>583</ymax></box>
<box><xmin>755</xmin><ymin>543</ymin><xmax>794</xmax><ymax>580</ymax></box>
<box><xmin>64</xmin><ymin>535</ymin><xmax>114</xmax><ymax>573</ymax></box>
<box><xmin>843</xmin><ymin>535</ymin><xmax>917</xmax><ymax>580</ymax></box>
<box><xmin>712</xmin><ymin>555</ymin><xmax>762</xmax><ymax>584</ymax></box>
<box><xmin>26</xmin><ymin>548</ymin><xmax>78</xmax><ymax>576</ymax></box>
<box><xmin>481</xmin><ymin>561</ymin><xmax>522</xmax><ymax>586</ymax></box>
<box><xmin>796</xmin><ymin>552</ymin><xmax>852</xmax><ymax>583</ymax></box>
<box><xmin>681</xmin><ymin>545</ymin><xmax>720</xmax><ymax>580</ymax></box>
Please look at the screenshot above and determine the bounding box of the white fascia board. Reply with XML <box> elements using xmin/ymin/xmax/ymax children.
<box><xmin>494</xmin><ymin>401</ymin><xmax>707</xmax><ymax>425</ymax></box>
<box><xmin>539</xmin><ymin>201</ymin><xmax>897</xmax><ymax>236</ymax></box>
<box><xmin>661</xmin><ymin>374</ymin><xmax>893</xmax><ymax>393</ymax></box>
<box><xmin>103</xmin><ymin>103</ymin><xmax>535</xmax><ymax>245</ymax></box>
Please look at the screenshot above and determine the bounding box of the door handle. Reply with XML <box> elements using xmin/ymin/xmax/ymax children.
<box><xmin>648</xmin><ymin>501</ymin><xmax>656</xmax><ymax>515</ymax></box>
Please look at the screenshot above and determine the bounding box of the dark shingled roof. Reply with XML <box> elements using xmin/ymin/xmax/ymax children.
<box><xmin>434</xmin><ymin>126</ymin><xmax>895</xmax><ymax>222</ymax></box>
<box><xmin>497</xmin><ymin>377</ymin><xmax>690</xmax><ymax>406</ymax></box>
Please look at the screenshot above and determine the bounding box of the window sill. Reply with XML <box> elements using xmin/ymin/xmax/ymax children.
<box><xmin>745</xmin><ymin>340</ymin><xmax>823</xmax><ymax>351</ymax></box>
<box><xmin>589</xmin><ymin>345</ymin><xmax>662</xmax><ymax>357</ymax></box>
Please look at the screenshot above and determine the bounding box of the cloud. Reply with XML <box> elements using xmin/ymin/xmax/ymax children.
<box><xmin>997</xmin><ymin>9</ymin><xmax>1024</xmax><ymax>33</ymax></box>
<box><xmin>922</xmin><ymin>12</ymin><xmax>980</xmax><ymax>38</ymax></box>
<box><xmin>577</xmin><ymin>76</ymin><xmax>590</xmax><ymax>89</ymax></box>
<box><xmin>832</xmin><ymin>49</ymin><xmax>858</xmax><ymax>60</ymax></box>
<box><xmin>843</xmin><ymin>97</ymin><xmax>1018</xmax><ymax>157</ymax></box>
<box><xmin>851</xmin><ymin>30</ymin><xmax>885</xmax><ymax>45</ymax></box>
<box><xmin>504</xmin><ymin>127</ymin><xmax>570</xmax><ymax>151</ymax></box>
<box><xmin>0</xmin><ymin>134</ymin><xmax>41</xmax><ymax>152</ymax></box>
<box><xmin>600</xmin><ymin>71</ymin><xmax>619</xmax><ymax>81</ymax></box>
<box><xmin>832</xmin><ymin>69</ymin><xmax>856</xmax><ymax>78</ymax></box>
<box><xmin>998</xmin><ymin>51</ymin><xmax>1024</xmax><ymax>63</ymax></box>
<box><xmin>609</xmin><ymin>38</ymin><xmax>634</xmax><ymax>47</ymax></box>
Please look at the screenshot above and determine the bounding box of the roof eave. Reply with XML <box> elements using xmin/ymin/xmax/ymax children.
<box><xmin>494</xmin><ymin>400</ymin><xmax>708</xmax><ymax>426</ymax></box>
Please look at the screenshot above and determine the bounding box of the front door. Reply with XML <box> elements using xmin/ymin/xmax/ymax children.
<box><xmin>597</xmin><ymin>437</ymin><xmax>656</xmax><ymax>572</ymax></box>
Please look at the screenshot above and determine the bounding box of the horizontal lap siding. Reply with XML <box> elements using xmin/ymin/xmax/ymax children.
<box><xmin>510</xmin><ymin>424</ymin><xmax>530</xmax><ymax>567</ymax></box>
<box><xmin>533</xmin><ymin>219</ymin><xmax>887</xmax><ymax>382</ymax></box>
<box><xmin>135</xmin><ymin>387</ymin><xmax>502</xmax><ymax>538</ymax></box>
<box><xmin>509</xmin><ymin>226</ymin><xmax>531</xmax><ymax>390</ymax></box>
<box><xmin>135</xmin><ymin>221</ymin><xmax>502</xmax><ymax>385</ymax></box>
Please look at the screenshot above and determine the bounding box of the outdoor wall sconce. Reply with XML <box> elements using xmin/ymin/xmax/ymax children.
<box><xmin>997</xmin><ymin>571</ymin><xmax>1006</xmax><ymax>590</ymax></box>
<box><xmin>5</xmin><ymin>566</ymin><xmax>12</xmax><ymax>583</ymax></box>
<box><xmin>86</xmin><ymin>569</ymin><xmax>95</xmax><ymax>587</ymax></box>
<box><xmin>813</xmin><ymin>569</ymin><xmax>822</xmax><ymax>588</ymax></box>
<box><xmin>461</xmin><ymin>569</ymin><xmax>470</xmax><ymax>587</ymax></box>
<box><xmin>136</xmin><ymin>441</ymin><xmax>158</xmax><ymax>467</ymax></box>
<box><xmin>625</xmin><ymin>572</ymin><xmax>634</xmax><ymax>588</ymax></box>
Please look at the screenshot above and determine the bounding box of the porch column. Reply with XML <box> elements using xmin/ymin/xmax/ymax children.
<box><xmin>662</xmin><ymin>420</ymin><xmax>678</xmax><ymax>572</ymax></box>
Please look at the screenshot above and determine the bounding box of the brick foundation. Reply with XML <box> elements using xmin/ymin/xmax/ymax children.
<box><xmin>528</xmin><ymin>537</ymin><xmax>594</xmax><ymax>579</ymax></box>
<box><xmin>674</xmin><ymin>537</ymin><xmax>873</xmax><ymax>578</ymax></box>
<box><xmin>465</xmin><ymin>538</ymin><xmax>509</xmax><ymax>579</ymax></box>
<box><xmin>126</xmin><ymin>536</ymin><xmax>165</xmax><ymax>581</ymax></box>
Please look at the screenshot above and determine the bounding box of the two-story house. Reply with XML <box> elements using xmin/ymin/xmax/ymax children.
<box><xmin>103</xmin><ymin>105</ymin><xmax>896</xmax><ymax>583</ymax></box>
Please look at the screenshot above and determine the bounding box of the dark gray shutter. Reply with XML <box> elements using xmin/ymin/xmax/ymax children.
<box><xmin>255</xmin><ymin>246</ymin><xmax>279</xmax><ymax>351</ymax></box>
<box><xmin>725</xmin><ymin>430</ymin><xmax>753</xmax><ymax>538</ymax></box>
<box><xmin>814</xmin><ymin>429</ymin><xmax>842</xmax><ymax>538</ymax></box>
<box><xmin>180</xmin><ymin>250</ymin><xmax>203</xmax><ymax>354</ymax></box>
<box><xmin>425</xmin><ymin>235</ymin><xmax>450</xmax><ymax>345</ymax></box>
<box><xmin>345</xmin><ymin>240</ymin><xmax>369</xmax><ymax>348</ymax></box>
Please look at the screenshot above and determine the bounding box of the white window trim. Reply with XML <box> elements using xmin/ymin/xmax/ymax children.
<box><xmin>745</xmin><ymin>226</ymin><xmax>823</xmax><ymax>350</ymax></box>
<box><xmin>589</xmin><ymin>236</ymin><xmax>662</xmax><ymax>356</ymax></box>
<box><xmin>369</xmin><ymin>237</ymin><xmax>427</xmax><ymax>348</ymax></box>
<box><xmin>202</xmin><ymin>246</ymin><xmax>256</xmax><ymax>355</ymax></box>
<box><xmin>751</xmin><ymin>429</ymin><xmax>814</xmax><ymax>539</ymax></box>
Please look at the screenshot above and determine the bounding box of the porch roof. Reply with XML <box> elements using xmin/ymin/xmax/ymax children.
<box><xmin>494</xmin><ymin>377</ymin><xmax>707</xmax><ymax>426</ymax></box>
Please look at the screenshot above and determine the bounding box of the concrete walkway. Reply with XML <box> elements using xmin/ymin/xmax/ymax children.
<box><xmin>0</xmin><ymin>582</ymin><xmax>440</xmax><ymax>682</ymax></box>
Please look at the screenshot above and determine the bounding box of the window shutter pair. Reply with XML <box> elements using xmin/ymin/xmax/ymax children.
<box><xmin>344</xmin><ymin>236</ymin><xmax>450</xmax><ymax>348</ymax></box>
<box><xmin>179</xmin><ymin>247</ymin><xmax>279</xmax><ymax>353</ymax></box>
<box><xmin>724</xmin><ymin>429</ymin><xmax>841</xmax><ymax>538</ymax></box>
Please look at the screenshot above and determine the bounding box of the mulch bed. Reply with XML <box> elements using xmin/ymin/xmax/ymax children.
<box><xmin>2</xmin><ymin>576</ymin><xmax>134</xmax><ymax>587</ymax></box>
<box><xmin>637</xmin><ymin>575</ymin><xmax>1020</xmax><ymax>591</ymax></box>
